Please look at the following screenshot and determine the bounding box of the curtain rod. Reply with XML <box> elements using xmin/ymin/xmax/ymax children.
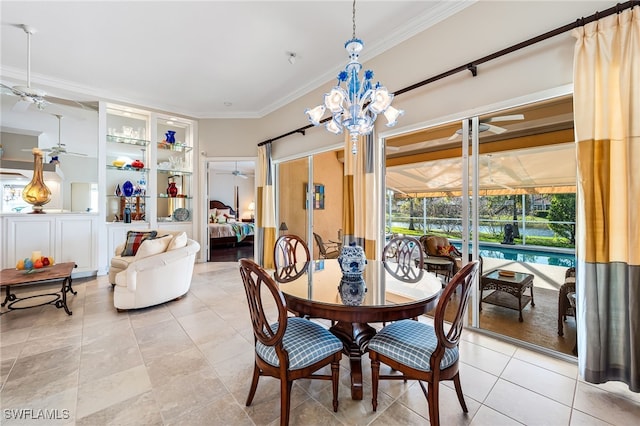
<box><xmin>257</xmin><ymin>0</ymin><xmax>638</xmax><ymax>147</ymax></box>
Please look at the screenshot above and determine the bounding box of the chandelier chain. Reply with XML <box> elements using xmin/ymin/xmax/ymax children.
<box><xmin>352</xmin><ymin>0</ymin><xmax>357</xmax><ymax>40</ymax></box>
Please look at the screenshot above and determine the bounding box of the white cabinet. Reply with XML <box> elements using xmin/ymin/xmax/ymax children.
<box><xmin>2</xmin><ymin>213</ymin><xmax>98</xmax><ymax>277</ymax></box>
<box><xmin>97</xmin><ymin>102</ymin><xmax>200</xmax><ymax>272</ymax></box>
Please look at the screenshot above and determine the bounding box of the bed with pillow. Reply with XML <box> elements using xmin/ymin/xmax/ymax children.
<box><xmin>208</xmin><ymin>200</ymin><xmax>255</xmax><ymax>251</ymax></box>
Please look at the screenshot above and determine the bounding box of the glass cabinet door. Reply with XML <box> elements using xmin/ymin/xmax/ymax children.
<box><xmin>156</xmin><ymin>118</ymin><xmax>194</xmax><ymax>223</ymax></box>
<box><xmin>105</xmin><ymin>107</ymin><xmax>150</xmax><ymax>223</ymax></box>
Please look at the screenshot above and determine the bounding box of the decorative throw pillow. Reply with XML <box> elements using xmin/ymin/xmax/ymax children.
<box><xmin>121</xmin><ymin>230</ymin><xmax>157</xmax><ymax>256</ymax></box>
<box><xmin>217</xmin><ymin>208</ymin><xmax>231</xmax><ymax>217</ymax></box>
<box><xmin>135</xmin><ymin>234</ymin><xmax>172</xmax><ymax>259</ymax></box>
<box><xmin>437</xmin><ymin>245</ymin><xmax>450</xmax><ymax>256</ymax></box>
<box><xmin>167</xmin><ymin>232</ymin><xmax>188</xmax><ymax>251</ymax></box>
<box><xmin>216</xmin><ymin>214</ymin><xmax>227</xmax><ymax>223</ymax></box>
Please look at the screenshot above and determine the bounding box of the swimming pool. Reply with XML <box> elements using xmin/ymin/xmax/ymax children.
<box><xmin>453</xmin><ymin>243</ymin><xmax>576</xmax><ymax>268</ymax></box>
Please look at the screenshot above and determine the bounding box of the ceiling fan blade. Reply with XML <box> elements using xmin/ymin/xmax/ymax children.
<box><xmin>448</xmin><ymin>131</ymin><xmax>461</xmax><ymax>141</ymax></box>
<box><xmin>483</xmin><ymin>114</ymin><xmax>525</xmax><ymax>123</ymax></box>
<box><xmin>46</xmin><ymin>95</ymin><xmax>98</xmax><ymax>111</ymax></box>
<box><xmin>485</xmin><ymin>124</ymin><xmax>507</xmax><ymax>134</ymax></box>
<box><xmin>12</xmin><ymin>100</ymin><xmax>32</xmax><ymax>112</ymax></box>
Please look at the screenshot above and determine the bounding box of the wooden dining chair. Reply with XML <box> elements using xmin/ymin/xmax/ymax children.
<box><xmin>274</xmin><ymin>234</ymin><xmax>311</xmax><ymax>268</ymax></box>
<box><xmin>383</xmin><ymin>235</ymin><xmax>423</xmax><ymax>268</ymax></box>
<box><xmin>368</xmin><ymin>260</ymin><xmax>480</xmax><ymax>426</ymax></box>
<box><xmin>238</xmin><ymin>259</ymin><xmax>342</xmax><ymax>426</ymax></box>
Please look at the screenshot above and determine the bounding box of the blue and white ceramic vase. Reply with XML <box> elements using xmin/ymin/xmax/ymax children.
<box><xmin>338</xmin><ymin>242</ymin><xmax>367</xmax><ymax>275</ymax></box>
<box><xmin>338</xmin><ymin>274</ymin><xmax>367</xmax><ymax>306</ymax></box>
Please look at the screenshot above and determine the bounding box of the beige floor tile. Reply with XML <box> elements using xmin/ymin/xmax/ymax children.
<box><xmin>133</xmin><ymin>318</ymin><xmax>195</xmax><ymax>363</ymax></box>
<box><xmin>175</xmin><ymin>308</ymin><xmax>227</xmax><ymax>344</ymax></box>
<box><xmin>165</xmin><ymin>393</ymin><xmax>254</xmax><ymax>426</ymax></box>
<box><xmin>151</xmin><ymin>368</ymin><xmax>229</xmax><ymax>421</ymax></box>
<box><xmin>76</xmin><ymin>364</ymin><xmax>152</xmax><ymax>419</ymax></box>
<box><xmin>78</xmin><ymin>326</ymin><xmax>143</xmax><ymax>384</ymax></box>
<box><xmin>572</xmin><ymin>381</ymin><xmax>640</xmax><ymax>426</ymax></box>
<box><xmin>462</xmin><ymin>329</ymin><xmax>519</xmax><ymax>356</ymax></box>
<box><xmin>570</xmin><ymin>409</ymin><xmax>614</xmax><ymax>425</ymax></box>
<box><xmin>484</xmin><ymin>379</ymin><xmax>571</xmax><ymax>425</ymax></box>
<box><xmin>369</xmin><ymin>399</ymin><xmax>427</xmax><ymax>425</ymax></box>
<box><xmin>397</xmin><ymin>380</ymin><xmax>482</xmax><ymax>425</ymax></box>
<box><xmin>198</xmin><ymin>332</ymin><xmax>253</xmax><ymax>365</ymax></box>
<box><xmin>442</xmin><ymin>361</ymin><xmax>499</xmax><ymax>403</ymax></box>
<box><xmin>469</xmin><ymin>405</ymin><xmax>523</xmax><ymax>425</ymax></box>
<box><xmin>76</xmin><ymin>390</ymin><xmax>163</xmax><ymax>426</ymax></box>
<box><xmin>459</xmin><ymin>340</ymin><xmax>512</xmax><ymax>376</ymax></box>
<box><xmin>500</xmin><ymin>357</ymin><xmax>576</xmax><ymax>406</ymax></box>
<box><xmin>580</xmin><ymin>378</ymin><xmax>640</xmax><ymax>404</ymax></box>
<box><xmin>513</xmin><ymin>346</ymin><xmax>578</xmax><ymax>379</ymax></box>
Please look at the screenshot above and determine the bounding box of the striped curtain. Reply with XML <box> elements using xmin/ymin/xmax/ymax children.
<box><xmin>256</xmin><ymin>143</ymin><xmax>277</xmax><ymax>268</ymax></box>
<box><xmin>572</xmin><ymin>6</ymin><xmax>640</xmax><ymax>392</ymax></box>
<box><xmin>342</xmin><ymin>134</ymin><xmax>380</xmax><ymax>259</ymax></box>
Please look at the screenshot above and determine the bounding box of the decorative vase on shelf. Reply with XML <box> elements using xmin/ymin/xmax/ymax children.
<box><xmin>22</xmin><ymin>149</ymin><xmax>52</xmax><ymax>214</ymax></box>
<box><xmin>122</xmin><ymin>180</ymin><xmax>134</xmax><ymax>197</ymax></box>
<box><xmin>165</xmin><ymin>130</ymin><xmax>176</xmax><ymax>144</ymax></box>
<box><xmin>114</xmin><ymin>184</ymin><xmax>122</xmax><ymax>197</ymax></box>
<box><xmin>338</xmin><ymin>242</ymin><xmax>367</xmax><ymax>275</ymax></box>
<box><xmin>167</xmin><ymin>182</ymin><xmax>178</xmax><ymax>197</ymax></box>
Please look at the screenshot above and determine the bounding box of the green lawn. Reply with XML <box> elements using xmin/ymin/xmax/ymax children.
<box><xmin>388</xmin><ymin>227</ymin><xmax>574</xmax><ymax>249</ymax></box>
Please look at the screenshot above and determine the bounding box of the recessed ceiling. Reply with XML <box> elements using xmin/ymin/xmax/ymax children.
<box><xmin>0</xmin><ymin>1</ymin><xmax>472</xmax><ymax>119</ymax></box>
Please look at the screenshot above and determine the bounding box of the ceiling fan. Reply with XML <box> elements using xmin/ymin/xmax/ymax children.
<box><xmin>448</xmin><ymin>114</ymin><xmax>525</xmax><ymax>141</ymax></box>
<box><xmin>23</xmin><ymin>114</ymin><xmax>87</xmax><ymax>158</ymax></box>
<box><xmin>0</xmin><ymin>24</ymin><xmax>97</xmax><ymax>112</ymax></box>
<box><xmin>215</xmin><ymin>162</ymin><xmax>252</xmax><ymax>179</ymax></box>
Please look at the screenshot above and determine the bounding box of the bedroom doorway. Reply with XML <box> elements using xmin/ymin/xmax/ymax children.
<box><xmin>206</xmin><ymin>158</ymin><xmax>256</xmax><ymax>262</ymax></box>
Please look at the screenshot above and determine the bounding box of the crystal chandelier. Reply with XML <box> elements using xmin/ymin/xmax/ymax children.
<box><xmin>305</xmin><ymin>0</ymin><xmax>404</xmax><ymax>154</ymax></box>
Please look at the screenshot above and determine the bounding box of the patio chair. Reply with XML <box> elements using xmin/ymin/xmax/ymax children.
<box><xmin>557</xmin><ymin>267</ymin><xmax>576</xmax><ymax>336</ymax></box>
<box><xmin>313</xmin><ymin>232</ymin><xmax>340</xmax><ymax>259</ymax></box>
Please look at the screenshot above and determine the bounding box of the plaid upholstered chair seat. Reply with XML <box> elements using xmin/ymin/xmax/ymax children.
<box><xmin>368</xmin><ymin>320</ymin><xmax>459</xmax><ymax>371</ymax></box>
<box><xmin>256</xmin><ymin>317</ymin><xmax>343</xmax><ymax>369</ymax></box>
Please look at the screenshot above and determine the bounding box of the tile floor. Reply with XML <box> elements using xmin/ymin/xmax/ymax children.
<box><xmin>1</xmin><ymin>261</ymin><xmax>639</xmax><ymax>425</ymax></box>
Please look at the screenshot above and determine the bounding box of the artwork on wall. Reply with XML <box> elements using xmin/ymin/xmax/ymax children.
<box><xmin>304</xmin><ymin>183</ymin><xmax>324</xmax><ymax>209</ymax></box>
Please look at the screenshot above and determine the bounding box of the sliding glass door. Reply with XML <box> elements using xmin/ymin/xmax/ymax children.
<box><xmin>384</xmin><ymin>94</ymin><xmax>578</xmax><ymax>355</ymax></box>
<box><xmin>276</xmin><ymin>148</ymin><xmax>344</xmax><ymax>259</ymax></box>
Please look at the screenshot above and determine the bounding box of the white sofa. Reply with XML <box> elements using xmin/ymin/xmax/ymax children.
<box><xmin>109</xmin><ymin>230</ymin><xmax>200</xmax><ymax>310</ymax></box>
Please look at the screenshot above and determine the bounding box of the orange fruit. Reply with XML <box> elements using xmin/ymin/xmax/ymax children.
<box><xmin>34</xmin><ymin>259</ymin><xmax>44</xmax><ymax>269</ymax></box>
<box><xmin>16</xmin><ymin>259</ymin><xmax>24</xmax><ymax>270</ymax></box>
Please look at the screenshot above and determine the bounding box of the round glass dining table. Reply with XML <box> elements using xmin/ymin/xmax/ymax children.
<box><xmin>275</xmin><ymin>259</ymin><xmax>442</xmax><ymax>400</ymax></box>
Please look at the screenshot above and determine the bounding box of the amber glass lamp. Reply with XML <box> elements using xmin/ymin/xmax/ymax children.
<box><xmin>22</xmin><ymin>148</ymin><xmax>52</xmax><ymax>213</ymax></box>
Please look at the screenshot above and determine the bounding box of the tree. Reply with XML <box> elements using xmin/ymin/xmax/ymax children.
<box><xmin>547</xmin><ymin>193</ymin><xmax>576</xmax><ymax>244</ymax></box>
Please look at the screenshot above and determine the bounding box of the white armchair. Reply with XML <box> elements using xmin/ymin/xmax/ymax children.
<box><xmin>109</xmin><ymin>230</ymin><xmax>200</xmax><ymax>310</ymax></box>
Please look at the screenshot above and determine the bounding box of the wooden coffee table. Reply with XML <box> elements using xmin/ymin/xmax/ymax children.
<box><xmin>480</xmin><ymin>269</ymin><xmax>535</xmax><ymax>322</ymax></box>
<box><xmin>0</xmin><ymin>262</ymin><xmax>77</xmax><ymax>315</ymax></box>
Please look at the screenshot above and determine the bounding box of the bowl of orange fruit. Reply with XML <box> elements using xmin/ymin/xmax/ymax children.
<box><xmin>16</xmin><ymin>255</ymin><xmax>55</xmax><ymax>274</ymax></box>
